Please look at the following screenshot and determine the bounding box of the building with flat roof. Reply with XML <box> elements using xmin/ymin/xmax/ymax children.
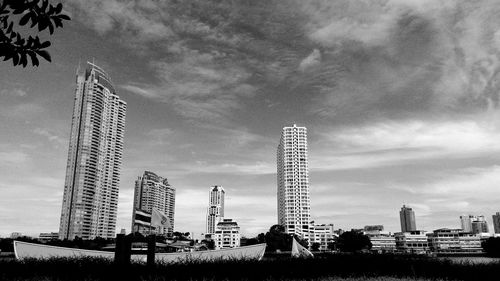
<box><xmin>399</xmin><ymin>205</ymin><xmax>416</xmax><ymax>233</ymax></box>
<box><xmin>428</xmin><ymin>228</ymin><xmax>483</xmax><ymax>254</ymax></box>
<box><xmin>132</xmin><ymin>171</ymin><xmax>175</xmax><ymax>236</ymax></box>
<box><xmin>214</xmin><ymin>219</ymin><xmax>240</xmax><ymax>249</ymax></box>
<box><xmin>493</xmin><ymin>212</ymin><xmax>500</xmax><ymax>234</ymax></box>
<box><xmin>277</xmin><ymin>124</ymin><xmax>311</xmax><ymax>240</ymax></box>
<box><xmin>39</xmin><ymin>232</ymin><xmax>59</xmax><ymax>242</ymax></box>
<box><xmin>310</xmin><ymin>224</ymin><xmax>334</xmax><ymax>251</ymax></box>
<box><xmin>395</xmin><ymin>231</ymin><xmax>430</xmax><ymax>254</ymax></box>
<box><xmin>59</xmin><ymin>62</ymin><xmax>126</xmax><ymax>240</ymax></box>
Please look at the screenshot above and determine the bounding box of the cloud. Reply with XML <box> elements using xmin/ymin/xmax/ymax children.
<box><xmin>0</xmin><ymin>151</ymin><xmax>30</xmax><ymax>165</ymax></box>
<box><xmin>1</xmin><ymin>88</ymin><xmax>27</xmax><ymax>97</ymax></box>
<box><xmin>33</xmin><ymin>128</ymin><xmax>67</xmax><ymax>147</ymax></box>
<box><xmin>299</xmin><ymin>49</ymin><xmax>321</xmax><ymax>71</ymax></box>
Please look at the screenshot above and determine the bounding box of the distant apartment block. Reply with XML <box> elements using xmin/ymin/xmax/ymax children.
<box><xmin>395</xmin><ymin>231</ymin><xmax>430</xmax><ymax>254</ymax></box>
<box><xmin>471</xmin><ymin>217</ymin><xmax>489</xmax><ymax>234</ymax></box>
<box><xmin>310</xmin><ymin>224</ymin><xmax>334</xmax><ymax>251</ymax></box>
<box><xmin>39</xmin><ymin>232</ymin><xmax>59</xmax><ymax>242</ymax></box>
<box><xmin>132</xmin><ymin>171</ymin><xmax>175</xmax><ymax>236</ymax></box>
<box><xmin>206</xmin><ymin>185</ymin><xmax>225</xmax><ymax>236</ymax></box>
<box><xmin>277</xmin><ymin>124</ymin><xmax>311</xmax><ymax>240</ymax></box>
<box><xmin>59</xmin><ymin>62</ymin><xmax>126</xmax><ymax>240</ymax></box>
<box><xmin>428</xmin><ymin>228</ymin><xmax>483</xmax><ymax>254</ymax></box>
<box><xmin>214</xmin><ymin>219</ymin><xmax>240</xmax><ymax>249</ymax></box>
<box><xmin>399</xmin><ymin>205</ymin><xmax>417</xmax><ymax>232</ymax></box>
<box><xmin>493</xmin><ymin>212</ymin><xmax>500</xmax><ymax>234</ymax></box>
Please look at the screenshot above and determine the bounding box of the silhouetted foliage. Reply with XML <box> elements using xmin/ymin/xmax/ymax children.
<box><xmin>0</xmin><ymin>0</ymin><xmax>70</xmax><ymax>67</ymax></box>
<box><xmin>311</xmin><ymin>242</ymin><xmax>320</xmax><ymax>251</ymax></box>
<box><xmin>337</xmin><ymin>231</ymin><xmax>372</xmax><ymax>252</ymax></box>
<box><xmin>482</xmin><ymin>237</ymin><xmax>500</xmax><ymax>257</ymax></box>
<box><xmin>263</xmin><ymin>225</ymin><xmax>309</xmax><ymax>252</ymax></box>
<box><xmin>200</xmin><ymin>239</ymin><xmax>215</xmax><ymax>250</ymax></box>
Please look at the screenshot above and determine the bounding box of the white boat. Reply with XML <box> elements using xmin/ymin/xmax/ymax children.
<box><xmin>13</xmin><ymin>241</ymin><xmax>266</xmax><ymax>262</ymax></box>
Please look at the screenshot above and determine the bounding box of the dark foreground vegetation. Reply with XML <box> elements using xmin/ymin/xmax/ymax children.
<box><xmin>1</xmin><ymin>254</ymin><xmax>500</xmax><ymax>281</ymax></box>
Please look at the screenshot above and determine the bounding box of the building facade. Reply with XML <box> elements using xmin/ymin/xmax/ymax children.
<box><xmin>493</xmin><ymin>212</ymin><xmax>500</xmax><ymax>234</ymax></box>
<box><xmin>428</xmin><ymin>228</ymin><xmax>483</xmax><ymax>253</ymax></box>
<box><xmin>310</xmin><ymin>224</ymin><xmax>335</xmax><ymax>251</ymax></box>
<box><xmin>39</xmin><ymin>232</ymin><xmax>59</xmax><ymax>242</ymax></box>
<box><xmin>59</xmin><ymin>62</ymin><xmax>127</xmax><ymax>240</ymax></box>
<box><xmin>277</xmin><ymin>124</ymin><xmax>311</xmax><ymax>240</ymax></box>
<box><xmin>395</xmin><ymin>231</ymin><xmax>430</xmax><ymax>254</ymax></box>
<box><xmin>471</xmin><ymin>217</ymin><xmax>489</xmax><ymax>234</ymax></box>
<box><xmin>206</xmin><ymin>185</ymin><xmax>225</xmax><ymax>235</ymax></box>
<box><xmin>132</xmin><ymin>171</ymin><xmax>176</xmax><ymax>236</ymax></box>
<box><xmin>214</xmin><ymin>219</ymin><xmax>240</xmax><ymax>249</ymax></box>
<box><xmin>399</xmin><ymin>205</ymin><xmax>417</xmax><ymax>233</ymax></box>
<box><xmin>460</xmin><ymin>215</ymin><xmax>477</xmax><ymax>232</ymax></box>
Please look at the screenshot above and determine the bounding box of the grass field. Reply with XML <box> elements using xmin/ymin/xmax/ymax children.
<box><xmin>1</xmin><ymin>254</ymin><xmax>499</xmax><ymax>281</ymax></box>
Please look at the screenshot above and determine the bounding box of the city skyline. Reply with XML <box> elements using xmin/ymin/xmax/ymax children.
<box><xmin>3</xmin><ymin>0</ymin><xmax>500</xmax><ymax>238</ymax></box>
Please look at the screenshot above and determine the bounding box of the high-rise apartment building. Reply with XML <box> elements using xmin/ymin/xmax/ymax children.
<box><xmin>460</xmin><ymin>215</ymin><xmax>477</xmax><ymax>233</ymax></box>
<box><xmin>493</xmin><ymin>212</ymin><xmax>500</xmax><ymax>234</ymax></box>
<box><xmin>400</xmin><ymin>205</ymin><xmax>417</xmax><ymax>232</ymax></box>
<box><xmin>277</xmin><ymin>124</ymin><xmax>311</xmax><ymax>239</ymax></box>
<box><xmin>471</xmin><ymin>216</ymin><xmax>489</xmax><ymax>234</ymax></box>
<box><xmin>59</xmin><ymin>62</ymin><xmax>126</xmax><ymax>240</ymax></box>
<box><xmin>132</xmin><ymin>171</ymin><xmax>176</xmax><ymax>236</ymax></box>
<box><xmin>206</xmin><ymin>185</ymin><xmax>225</xmax><ymax>235</ymax></box>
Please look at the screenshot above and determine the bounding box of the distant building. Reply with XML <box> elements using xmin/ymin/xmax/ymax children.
<box><xmin>10</xmin><ymin>232</ymin><xmax>23</xmax><ymax>239</ymax></box>
<box><xmin>59</xmin><ymin>62</ymin><xmax>127</xmax><ymax>240</ymax></box>
<box><xmin>277</xmin><ymin>124</ymin><xmax>311</xmax><ymax>240</ymax></box>
<box><xmin>310</xmin><ymin>224</ymin><xmax>334</xmax><ymax>251</ymax></box>
<box><xmin>428</xmin><ymin>228</ymin><xmax>483</xmax><ymax>254</ymax></box>
<box><xmin>367</xmin><ymin>233</ymin><xmax>396</xmax><ymax>253</ymax></box>
<box><xmin>493</xmin><ymin>212</ymin><xmax>500</xmax><ymax>234</ymax></box>
<box><xmin>395</xmin><ymin>231</ymin><xmax>430</xmax><ymax>254</ymax></box>
<box><xmin>471</xmin><ymin>217</ymin><xmax>489</xmax><ymax>234</ymax></box>
<box><xmin>132</xmin><ymin>171</ymin><xmax>176</xmax><ymax>236</ymax></box>
<box><xmin>460</xmin><ymin>215</ymin><xmax>478</xmax><ymax>232</ymax></box>
<box><xmin>206</xmin><ymin>185</ymin><xmax>225</xmax><ymax>236</ymax></box>
<box><xmin>214</xmin><ymin>219</ymin><xmax>240</xmax><ymax>249</ymax></box>
<box><xmin>39</xmin><ymin>232</ymin><xmax>59</xmax><ymax>242</ymax></box>
<box><xmin>399</xmin><ymin>205</ymin><xmax>417</xmax><ymax>232</ymax></box>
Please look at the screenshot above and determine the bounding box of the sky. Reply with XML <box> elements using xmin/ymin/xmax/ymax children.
<box><xmin>2</xmin><ymin>0</ymin><xmax>500</xmax><ymax>238</ymax></box>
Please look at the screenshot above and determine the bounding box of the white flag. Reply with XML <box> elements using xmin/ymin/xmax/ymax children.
<box><xmin>151</xmin><ymin>208</ymin><xmax>171</xmax><ymax>229</ymax></box>
<box><xmin>291</xmin><ymin>237</ymin><xmax>314</xmax><ymax>258</ymax></box>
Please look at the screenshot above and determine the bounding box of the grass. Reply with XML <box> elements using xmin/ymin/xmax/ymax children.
<box><xmin>0</xmin><ymin>254</ymin><xmax>499</xmax><ymax>281</ymax></box>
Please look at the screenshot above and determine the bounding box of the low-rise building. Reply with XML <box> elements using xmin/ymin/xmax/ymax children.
<box><xmin>39</xmin><ymin>232</ymin><xmax>59</xmax><ymax>242</ymax></box>
<box><xmin>310</xmin><ymin>224</ymin><xmax>334</xmax><ymax>251</ymax></box>
<box><xmin>366</xmin><ymin>231</ymin><xmax>396</xmax><ymax>253</ymax></box>
<box><xmin>428</xmin><ymin>228</ymin><xmax>483</xmax><ymax>253</ymax></box>
<box><xmin>214</xmin><ymin>219</ymin><xmax>240</xmax><ymax>249</ymax></box>
<box><xmin>395</xmin><ymin>231</ymin><xmax>430</xmax><ymax>254</ymax></box>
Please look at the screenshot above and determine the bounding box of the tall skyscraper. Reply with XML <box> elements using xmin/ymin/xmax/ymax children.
<box><xmin>206</xmin><ymin>185</ymin><xmax>225</xmax><ymax>235</ymax></box>
<box><xmin>277</xmin><ymin>124</ymin><xmax>311</xmax><ymax>239</ymax></box>
<box><xmin>470</xmin><ymin>216</ymin><xmax>488</xmax><ymax>234</ymax></box>
<box><xmin>460</xmin><ymin>215</ymin><xmax>477</xmax><ymax>232</ymax></box>
<box><xmin>59</xmin><ymin>62</ymin><xmax>127</xmax><ymax>240</ymax></box>
<box><xmin>400</xmin><ymin>205</ymin><xmax>417</xmax><ymax>232</ymax></box>
<box><xmin>132</xmin><ymin>171</ymin><xmax>176</xmax><ymax>236</ymax></box>
<box><xmin>493</xmin><ymin>212</ymin><xmax>500</xmax><ymax>234</ymax></box>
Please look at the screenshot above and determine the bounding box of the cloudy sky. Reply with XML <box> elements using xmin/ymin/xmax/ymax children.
<box><xmin>2</xmin><ymin>0</ymin><xmax>500</xmax><ymax>238</ymax></box>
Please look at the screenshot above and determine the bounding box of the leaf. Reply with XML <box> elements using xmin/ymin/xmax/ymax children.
<box><xmin>41</xmin><ymin>0</ymin><xmax>49</xmax><ymax>12</ymax></box>
<box><xmin>19</xmin><ymin>12</ymin><xmax>31</xmax><ymax>26</ymax></box>
<box><xmin>40</xmin><ymin>40</ymin><xmax>50</xmax><ymax>48</ymax></box>
<box><xmin>55</xmin><ymin>3</ymin><xmax>62</xmax><ymax>13</ymax></box>
<box><xmin>36</xmin><ymin>49</ymin><xmax>51</xmax><ymax>62</ymax></box>
<box><xmin>28</xmin><ymin>51</ymin><xmax>39</xmax><ymax>67</ymax></box>
<box><xmin>58</xmin><ymin>14</ymin><xmax>71</xmax><ymax>21</ymax></box>
<box><xmin>52</xmin><ymin>17</ymin><xmax>62</xmax><ymax>28</ymax></box>
<box><xmin>38</xmin><ymin>18</ymin><xmax>48</xmax><ymax>31</ymax></box>
<box><xmin>20</xmin><ymin>51</ymin><xmax>28</xmax><ymax>67</ymax></box>
<box><xmin>12</xmin><ymin>53</ymin><xmax>19</xmax><ymax>66</ymax></box>
<box><xmin>48</xmin><ymin>21</ymin><xmax>54</xmax><ymax>34</ymax></box>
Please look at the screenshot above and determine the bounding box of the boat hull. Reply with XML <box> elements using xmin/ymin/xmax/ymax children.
<box><xmin>14</xmin><ymin>241</ymin><xmax>266</xmax><ymax>262</ymax></box>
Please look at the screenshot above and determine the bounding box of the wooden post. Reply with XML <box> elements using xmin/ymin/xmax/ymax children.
<box><xmin>147</xmin><ymin>234</ymin><xmax>156</xmax><ymax>267</ymax></box>
<box><xmin>114</xmin><ymin>234</ymin><xmax>131</xmax><ymax>265</ymax></box>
